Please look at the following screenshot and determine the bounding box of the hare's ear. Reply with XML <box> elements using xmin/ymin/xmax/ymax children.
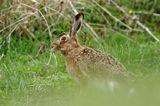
<box><xmin>70</xmin><ymin>13</ymin><xmax>84</xmax><ymax>37</ymax></box>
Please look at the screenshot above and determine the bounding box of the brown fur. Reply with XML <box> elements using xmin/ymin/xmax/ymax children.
<box><xmin>52</xmin><ymin>13</ymin><xmax>128</xmax><ymax>84</ymax></box>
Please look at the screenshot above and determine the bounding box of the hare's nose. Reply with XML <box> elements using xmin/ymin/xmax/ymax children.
<box><xmin>51</xmin><ymin>43</ymin><xmax>56</xmax><ymax>48</ymax></box>
<box><xmin>51</xmin><ymin>44</ymin><xmax>56</xmax><ymax>52</ymax></box>
<box><xmin>51</xmin><ymin>42</ymin><xmax>58</xmax><ymax>52</ymax></box>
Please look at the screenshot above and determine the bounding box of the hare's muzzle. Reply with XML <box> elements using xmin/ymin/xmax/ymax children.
<box><xmin>51</xmin><ymin>42</ymin><xmax>59</xmax><ymax>52</ymax></box>
<box><xmin>51</xmin><ymin>42</ymin><xmax>56</xmax><ymax>48</ymax></box>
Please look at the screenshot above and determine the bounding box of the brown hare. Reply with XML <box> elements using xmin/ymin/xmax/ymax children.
<box><xmin>52</xmin><ymin>13</ymin><xmax>128</xmax><ymax>84</ymax></box>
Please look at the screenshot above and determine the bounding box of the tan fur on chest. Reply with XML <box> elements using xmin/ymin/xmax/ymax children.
<box><xmin>52</xmin><ymin>13</ymin><xmax>128</xmax><ymax>84</ymax></box>
<box><xmin>64</xmin><ymin>48</ymin><xmax>88</xmax><ymax>82</ymax></box>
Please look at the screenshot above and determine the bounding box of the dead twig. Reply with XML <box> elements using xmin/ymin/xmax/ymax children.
<box><xmin>25</xmin><ymin>26</ymin><xmax>36</xmax><ymax>40</ymax></box>
<box><xmin>110</xmin><ymin>0</ymin><xmax>126</xmax><ymax>15</ymax></box>
<box><xmin>110</xmin><ymin>0</ymin><xmax>160</xmax><ymax>43</ymax></box>
<box><xmin>21</xmin><ymin>3</ymin><xmax>52</xmax><ymax>43</ymax></box>
<box><xmin>91</xmin><ymin>0</ymin><xmax>132</xmax><ymax>31</ymax></box>
<box><xmin>50</xmin><ymin>1</ymin><xmax>65</xmax><ymax>31</ymax></box>
<box><xmin>55</xmin><ymin>1</ymin><xmax>64</xmax><ymax>23</ymax></box>
<box><xmin>0</xmin><ymin>14</ymin><xmax>32</xmax><ymax>33</ymax></box>
<box><xmin>135</xmin><ymin>11</ymin><xmax>160</xmax><ymax>17</ymax></box>
<box><xmin>136</xmin><ymin>20</ymin><xmax>160</xmax><ymax>42</ymax></box>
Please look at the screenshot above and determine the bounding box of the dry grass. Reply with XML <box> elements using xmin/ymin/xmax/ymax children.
<box><xmin>0</xmin><ymin>1</ymin><xmax>160</xmax><ymax>106</ymax></box>
<box><xmin>1</xmin><ymin>0</ymin><xmax>159</xmax><ymax>43</ymax></box>
<box><xmin>0</xmin><ymin>0</ymin><xmax>67</xmax><ymax>39</ymax></box>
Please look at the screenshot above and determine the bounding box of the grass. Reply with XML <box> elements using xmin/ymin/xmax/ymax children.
<box><xmin>0</xmin><ymin>0</ymin><xmax>160</xmax><ymax>106</ymax></box>
<box><xmin>0</xmin><ymin>31</ymin><xmax>160</xmax><ymax>106</ymax></box>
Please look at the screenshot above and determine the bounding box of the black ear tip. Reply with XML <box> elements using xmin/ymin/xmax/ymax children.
<box><xmin>75</xmin><ymin>12</ymin><xmax>84</xmax><ymax>20</ymax></box>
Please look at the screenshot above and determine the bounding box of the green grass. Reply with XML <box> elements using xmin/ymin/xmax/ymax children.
<box><xmin>1</xmin><ymin>0</ymin><xmax>160</xmax><ymax>105</ymax></box>
<box><xmin>0</xmin><ymin>31</ymin><xmax>160</xmax><ymax>106</ymax></box>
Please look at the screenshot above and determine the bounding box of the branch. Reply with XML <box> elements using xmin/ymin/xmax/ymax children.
<box><xmin>135</xmin><ymin>11</ymin><xmax>160</xmax><ymax>17</ymax></box>
<box><xmin>110</xmin><ymin>0</ymin><xmax>160</xmax><ymax>43</ymax></box>
<box><xmin>136</xmin><ymin>20</ymin><xmax>160</xmax><ymax>42</ymax></box>
<box><xmin>21</xmin><ymin>3</ymin><xmax>52</xmax><ymax>43</ymax></box>
<box><xmin>0</xmin><ymin>15</ymin><xmax>32</xmax><ymax>33</ymax></box>
<box><xmin>91</xmin><ymin>0</ymin><xmax>132</xmax><ymax>31</ymax></box>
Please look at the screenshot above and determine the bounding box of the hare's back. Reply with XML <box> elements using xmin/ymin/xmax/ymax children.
<box><xmin>77</xmin><ymin>47</ymin><xmax>128</xmax><ymax>79</ymax></box>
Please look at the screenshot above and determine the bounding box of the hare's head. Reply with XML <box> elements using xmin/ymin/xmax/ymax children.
<box><xmin>52</xmin><ymin>13</ymin><xmax>84</xmax><ymax>54</ymax></box>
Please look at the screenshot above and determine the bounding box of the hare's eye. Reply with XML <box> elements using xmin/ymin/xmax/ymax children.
<box><xmin>61</xmin><ymin>36</ymin><xmax>67</xmax><ymax>41</ymax></box>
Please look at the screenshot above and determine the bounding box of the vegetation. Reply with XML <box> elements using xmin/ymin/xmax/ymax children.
<box><xmin>0</xmin><ymin>0</ymin><xmax>160</xmax><ymax>106</ymax></box>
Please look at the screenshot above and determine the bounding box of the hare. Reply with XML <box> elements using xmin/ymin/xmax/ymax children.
<box><xmin>52</xmin><ymin>13</ymin><xmax>128</xmax><ymax>84</ymax></box>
